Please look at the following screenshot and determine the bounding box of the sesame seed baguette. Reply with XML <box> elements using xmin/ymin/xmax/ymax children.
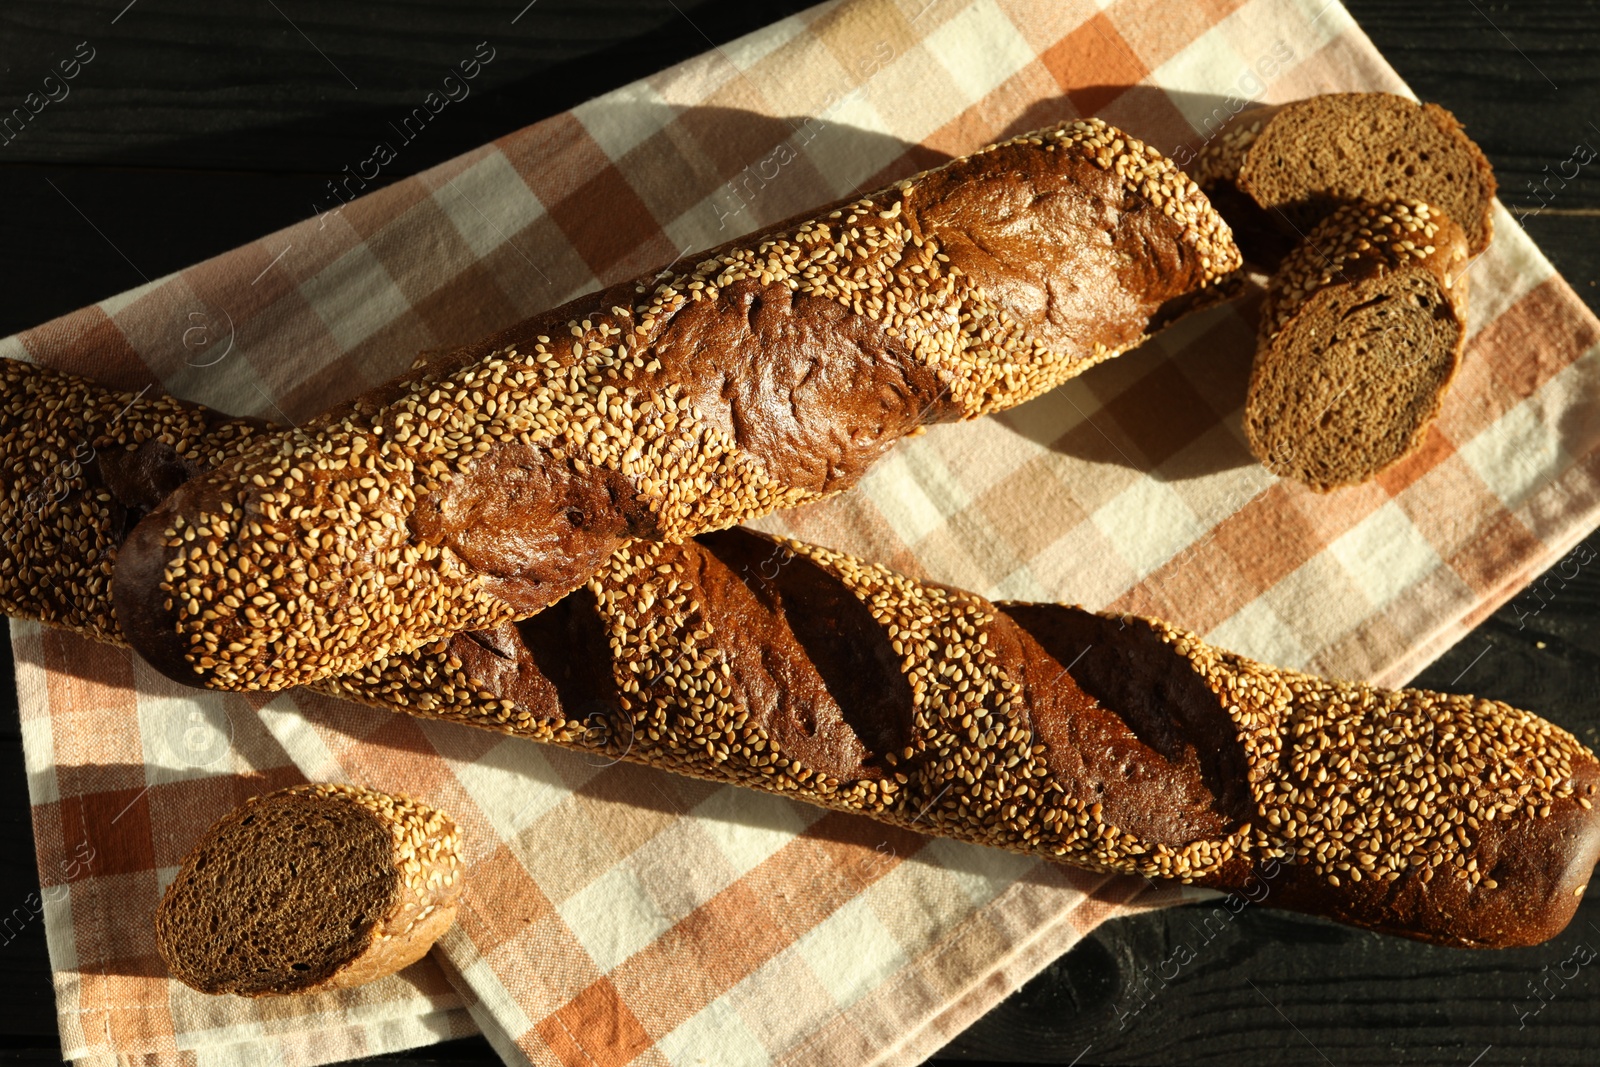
<box><xmin>1244</xmin><ymin>199</ymin><xmax>1470</xmax><ymax>491</ymax></box>
<box><xmin>0</xmin><ymin>359</ymin><xmax>269</xmax><ymax>643</ymax></box>
<box><xmin>1190</xmin><ymin>92</ymin><xmax>1497</xmax><ymax>269</ymax></box>
<box><xmin>156</xmin><ymin>783</ymin><xmax>463</xmax><ymax>996</ymax></box>
<box><xmin>2</xmin><ymin>369</ymin><xmax>1593</xmax><ymax>948</ymax></box>
<box><xmin>112</xmin><ymin>117</ymin><xmax>1242</xmax><ymax>693</ymax></box>
<box><xmin>321</xmin><ymin>528</ymin><xmax>1600</xmax><ymax>950</ymax></box>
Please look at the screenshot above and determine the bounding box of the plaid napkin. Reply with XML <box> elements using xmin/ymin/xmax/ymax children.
<box><xmin>12</xmin><ymin>620</ymin><xmax>479</xmax><ymax>1066</ymax></box>
<box><xmin>9</xmin><ymin>0</ymin><xmax>1600</xmax><ymax>1063</ymax></box>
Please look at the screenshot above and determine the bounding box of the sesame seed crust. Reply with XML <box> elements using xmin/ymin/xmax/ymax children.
<box><xmin>319</xmin><ymin>529</ymin><xmax>1600</xmax><ymax>948</ymax></box>
<box><xmin>0</xmin><ymin>360</ymin><xmax>267</xmax><ymax>643</ymax></box>
<box><xmin>113</xmin><ymin>117</ymin><xmax>1241</xmax><ymax>692</ymax></box>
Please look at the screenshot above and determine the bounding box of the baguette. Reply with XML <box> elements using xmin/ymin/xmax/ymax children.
<box><xmin>323</xmin><ymin>528</ymin><xmax>1600</xmax><ymax>950</ymax></box>
<box><xmin>1191</xmin><ymin>92</ymin><xmax>1496</xmax><ymax>268</ymax></box>
<box><xmin>155</xmin><ymin>783</ymin><xmax>462</xmax><ymax>996</ymax></box>
<box><xmin>1244</xmin><ymin>199</ymin><xmax>1471</xmax><ymax>490</ymax></box>
<box><xmin>8</xmin><ymin>363</ymin><xmax>1597</xmax><ymax>946</ymax></box>
<box><xmin>111</xmin><ymin>117</ymin><xmax>1241</xmax><ymax>692</ymax></box>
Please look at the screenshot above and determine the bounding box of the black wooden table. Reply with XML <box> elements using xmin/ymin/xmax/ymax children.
<box><xmin>0</xmin><ymin>2</ymin><xmax>1596</xmax><ymax>1064</ymax></box>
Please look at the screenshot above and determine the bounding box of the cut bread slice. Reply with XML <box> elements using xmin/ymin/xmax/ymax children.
<box><xmin>1192</xmin><ymin>92</ymin><xmax>1496</xmax><ymax>267</ymax></box>
<box><xmin>155</xmin><ymin>783</ymin><xmax>463</xmax><ymax>996</ymax></box>
<box><xmin>1244</xmin><ymin>199</ymin><xmax>1470</xmax><ymax>491</ymax></box>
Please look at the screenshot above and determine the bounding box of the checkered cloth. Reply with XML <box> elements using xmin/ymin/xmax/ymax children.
<box><xmin>10</xmin><ymin>0</ymin><xmax>1600</xmax><ymax>1064</ymax></box>
<box><xmin>12</xmin><ymin>621</ymin><xmax>479</xmax><ymax>1066</ymax></box>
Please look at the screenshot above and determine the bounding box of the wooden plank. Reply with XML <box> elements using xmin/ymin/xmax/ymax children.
<box><xmin>0</xmin><ymin>0</ymin><xmax>816</xmax><ymax>168</ymax></box>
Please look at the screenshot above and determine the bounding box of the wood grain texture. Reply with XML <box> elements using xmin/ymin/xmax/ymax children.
<box><xmin>0</xmin><ymin>1</ymin><xmax>1595</xmax><ymax>1065</ymax></box>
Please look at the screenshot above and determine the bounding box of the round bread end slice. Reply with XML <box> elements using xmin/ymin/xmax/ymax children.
<box><xmin>155</xmin><ymin>783</ymin><xmax>463</xmax><ymax>997</ymax></box>
<box><xmin>1244</xmin><ymin>199</ymin><xmax>1470</xmax><ymax>491</ymax></box>
<box><xmin>1232</xmin><ymin>92</ymin><xmax>1496</xmax><ymax>257</ymax></box>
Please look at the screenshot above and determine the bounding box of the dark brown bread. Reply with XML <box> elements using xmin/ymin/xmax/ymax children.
<box><xmin>1191</xmin><ymin>92</ymin><xmax>1497</xmax><ymax>268</ymax></box>
<box><xmin>12</xmin><ymin>366</ymin><xmax>1596</xmax><ymax>948</ymax></box>
<box><xmin>155</xmin><ymin>783</ymin><xmax>462</xmax><ymax>996</ymax></box>
<box><xmin>1244</xmin><ymin>199</ymin><xmax>1470</xmax><ymax>491</ymax></box>
<box><xmin>319</xmin><ymin>529</ymin><xmax>1600</xmax><ymax>950</ymax></box>
<box><xmin>111</xmin><ymin>117</ymin><xmax>1241</xmax><ymax>693</ymax></box>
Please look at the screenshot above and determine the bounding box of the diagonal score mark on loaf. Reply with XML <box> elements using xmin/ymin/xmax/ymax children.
<box><xmin>150</xmin><ymin>118</ymin><xmax>1239</xmax><ymax>690</ymax></box>
<box><xmin>770</xmin><ymin>536</ymin><xmax>1258</xmax><ymax>880</ymax></box>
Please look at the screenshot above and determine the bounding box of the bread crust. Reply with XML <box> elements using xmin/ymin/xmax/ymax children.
<box><xmin>111</xmin><ymin>118</ymin><xmax>1240</xmax><ymax>693</ymax></box>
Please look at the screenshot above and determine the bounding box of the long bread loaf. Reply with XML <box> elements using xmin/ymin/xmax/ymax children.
<box><xmin>5</xmin><ymin>363</ymin><xmax>1596</xmax><ymax>950</ymax></box>
<box><xmin>111</xmin><ymin>118</ymin><xmax>1241</xmax><ymax>692</ymax></box>
<box><xmin>330</xmin><ymin>528</ymin><xmax>1600</xmax><ymax>950</ymax></box>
